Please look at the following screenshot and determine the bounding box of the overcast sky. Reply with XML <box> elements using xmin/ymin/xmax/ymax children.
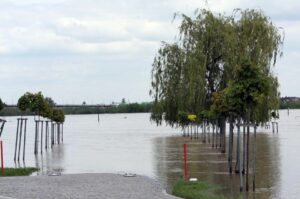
<box><xmin>0</xmin><ymin>0</ymin><xmax>299</xmax><ymax>104</ymax></box>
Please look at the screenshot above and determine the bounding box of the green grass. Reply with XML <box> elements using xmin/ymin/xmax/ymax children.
<box><xmin>172</xmin><ymin>180</ymin><xmax>237</xmax><ymax>199</ymax></box>
<box><xmin>0</xmin><ymin>167</ymin><xmax>38</xmax><ymax>177</ymax></box>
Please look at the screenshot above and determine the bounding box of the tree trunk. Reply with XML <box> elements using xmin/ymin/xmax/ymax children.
<box><xmin>228</xmin><ymin>117</ymin><xmax>234</xmax><ymax>173</ymax></box>
<box><xmin>212</xmin><ymin>124</ymin><xmax>215</xmax><ymax>148</ymax></box>
<box><xmin>243</xmin><ymin>125</ymin><xmax>246</xmax><ymax>174</ymax></box>
<box><xmin>220</xmin><ymin>118</ymin><xmax>226</xmax><ymax>153</ymax></box>
<box><xmin>203</xmin><ymin>121</ymin><xmax>206</xmax><ymax>143</ymax></box>
<box><xmin>238</xmin><ymin>122</ymin><xmax>243</xmax><ymax>192</ymax></box>
<box><xmin>246</xmin><ymin>124</ymin><xmax>250</xmax><ymax>191</ymax></box>
<box><xmin>253</xmin><ymin>124</ymin><xmax>257</xmax><ymax>191</ymax></box>
<box><xmin>235</xmin><ymin>121</ymin><xmax>240</xmax><ymax>173</ymax></box>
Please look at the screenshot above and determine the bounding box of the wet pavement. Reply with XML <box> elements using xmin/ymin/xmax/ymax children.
<box><xmin>0</xmin><ymin>173</ymin><xmax>180</xmax><ymax>199</ymax></box>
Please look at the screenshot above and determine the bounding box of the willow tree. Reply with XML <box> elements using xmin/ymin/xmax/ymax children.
<box><xmin>150</xmin><ymin>10</ymin><xmax>235</xmax><ymax>131</ymax></box>
<box><xmin>150</xmin><ymin>9</ymin><xmax>283</xmax><ymax>190</ymax></box>
<box><xmin>150</xmin><ymin>43</ymin><xmax>184</xmax><ymax>125</ymax></box>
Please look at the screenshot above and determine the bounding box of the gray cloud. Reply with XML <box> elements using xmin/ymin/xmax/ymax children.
<box><xmin>0</xmin><ymin>0</ymin><xmax>299</xmax><ymax>103</ymax></box>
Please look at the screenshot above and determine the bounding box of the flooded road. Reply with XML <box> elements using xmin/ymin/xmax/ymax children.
<box><xmin>1</xmin><ymin>110</ymin><xmax>299</xmax><ymax>198</ymax></box>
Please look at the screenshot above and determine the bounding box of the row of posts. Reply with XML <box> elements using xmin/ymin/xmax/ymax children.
<box><xmin>182</xmin><ymin>120</ymin><xmax>278</xmax><ymax>193</ymax></box>
<box><xmin>34</xmin><ymin>120</ymin><xmax>64</xmax><ymax>155</ymax></box>
<box><xmin>182</xmin><ymin>122</ymin><xmax>221</xmax><ymax>147</ymax></box>
<box><xmin>14</xmin><ymin>118</ymin><xmax>64</xmax><ymax>163</ymax></box>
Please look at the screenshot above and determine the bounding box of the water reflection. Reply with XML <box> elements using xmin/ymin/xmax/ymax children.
<box><xmin>34</xmin><ymin>144</ymin><xmax>65</xmax><ymax>175</ymax></box>
<box><xmin>2</xmin><ymin>111</ymin><xmax>299</xmax><ymax>199</ymax></box>
<box><xmin>153</xmin><ymin>133</ymin><xmax>281</xmax><ymax>199</ymax></box>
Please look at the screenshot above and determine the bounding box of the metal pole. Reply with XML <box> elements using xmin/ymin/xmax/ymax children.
<box><xmin>23</xmin><ymin>119</ymin><xmax>27</xmax><ymax>161</ymax></box>
<box><xmin>17</xmin><ymin>119</ymin><xmax>23</xmax><ymax>161</ymax></box>
<box><xmin>253</xmin><ymin>125</ymin><xmax>257</xmax><ymax>191</ymax></box>
<box><xmin>51</xmin><ymin>122</ymin><xmax>54</xmax><ymax>148</ymax></box>
<box><xmin>57</xmin><ymin>123</ymin><xmax>60</xmax><ymax>144</ymax></box>
<box><xmin>40</xmin><ymin>121</ymin><xmax>44</xmax><ymax>154</ymax></box>
<box><xmin>238</xmin><ymin>123</ymin><xmax>243</xmax><ymax>192</ymax></box>
<box><xmin>34</xmin><ymin>120</ymin><xmax>37</xmax><ymax>154</ymax></box>
<box><xmin>61</xmin><ymin>123</ymin><xmax>64</xmax><ymax>143</ymax></box>
<box><xmin>14</xmin><ymin>119</ymin><xmax>20</xmax><ymax>161</ymax></box>
<box><xmin>1</xmin><ymin>141</ymin><xmax>4</xmax><ymax>176</ymax></box>
<box><xmin>45</xmin><ymin>121</ymin><xmax>48</xmax><ymax>149</ymax></box>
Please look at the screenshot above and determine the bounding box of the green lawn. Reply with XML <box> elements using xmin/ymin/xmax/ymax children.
<box><xmin>172</xmin><ymin>180</ymin><xmax>238</xmax><ymax>199</ymax></box>
<box><xmin>0</xmin><ymin>167</ymin><xmax>38</xmax><ymax>177</ymax></box>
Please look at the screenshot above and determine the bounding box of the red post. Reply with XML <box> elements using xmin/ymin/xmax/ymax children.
<box><xmin>1</xmin><ymin>140</ymin><xmax>4</xmax><ymax>176</ymax></box>
<box><xmin>184</xmin><ymin>143</ymin><xmax>188</xmax><ymax>181</ymax></box>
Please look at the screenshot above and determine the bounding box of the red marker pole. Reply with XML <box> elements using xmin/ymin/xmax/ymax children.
<box><xmin>1</xmin><ymin>140</ymin><xmax>4</xmax><ymax>176</ymax></box>
<box><xmin>184</xmin><ymin>144</ymin><xmax>188</xmax><ymax>181</ymax></box>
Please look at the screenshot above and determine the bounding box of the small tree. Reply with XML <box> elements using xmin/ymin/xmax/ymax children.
<box><xmin>51</xmin><ymin>109</ymin><xmax>65</xmax><ymax>123</ymax></box>
<box><xmin>17</xmin><ymin>92</ymin><xmax>33</xmax><ymax>112</ymax></box>
<box><xmin>45</xmin><ymin>97</ymin><xmax>56</xmax><ymax>107</ymax></box>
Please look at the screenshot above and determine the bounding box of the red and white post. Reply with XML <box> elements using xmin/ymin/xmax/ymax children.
<box><xmin>184</xmin><ymin>143</ymin><xmax>188</xmax><ymax>181</ymax></box>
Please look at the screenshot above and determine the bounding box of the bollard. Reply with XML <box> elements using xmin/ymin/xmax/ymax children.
<box><xmin>184</xmin><ymin>144</ymin><xmax>188</xmax><ymax>181</ymax></box>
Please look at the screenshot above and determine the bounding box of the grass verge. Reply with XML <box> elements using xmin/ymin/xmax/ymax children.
<box><xmin>0</xmin><ymin>167</ymin><xmax>38</xmax><ymax>177</ymax></box>
<box><xmin>172</xmin><ymin>179</ymin><xmax>237</xmax><ymax>199</ymax></box>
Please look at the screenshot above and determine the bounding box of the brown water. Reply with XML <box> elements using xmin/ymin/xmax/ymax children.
<box><xmin>0</xmin><ymin>110</ymin><xmax>299</xmax><ymax>199</ymax></box>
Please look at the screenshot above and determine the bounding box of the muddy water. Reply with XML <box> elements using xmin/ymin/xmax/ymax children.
<box><xmin>0</xmin><ymin>110</ymin><xmax>299</xmax><ymax>199</ymax></box>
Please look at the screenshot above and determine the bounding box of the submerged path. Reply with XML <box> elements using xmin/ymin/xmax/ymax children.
<box><xmin>0</xmin><ymin>173</ymin><xmax>181</xmax><ymax>199</ymax></box>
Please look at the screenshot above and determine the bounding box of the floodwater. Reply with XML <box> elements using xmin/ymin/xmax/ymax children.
<box><xmin>0</xmin><ymin>110</ymin><xmax>299</xmax><ymax>199</ymax></box>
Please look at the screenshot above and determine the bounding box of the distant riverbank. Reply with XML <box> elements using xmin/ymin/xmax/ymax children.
<box><xmin>0</xmin><ymin>102</ymin><xmax>152</xmax><ymax>116</ymax></box>
<box><xmin>0</xmin><ymin>100</ymin><xmax>297</xmax><ymax>117</ymax></box>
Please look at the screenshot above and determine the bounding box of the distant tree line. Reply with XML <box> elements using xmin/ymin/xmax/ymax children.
<box><xmin>62</xmin><ymin>102</ymin><xmax>152</xmax><ymax>115</ymax></box>
<box><xmin>0</xmin><ymin>102</ymin><xmax>153</xmax><ymax>116</ymax></box>
<box><xmin>280</xmin><ymin>99</ymin><xmax>300</xmax><ymax>109</ymax></box>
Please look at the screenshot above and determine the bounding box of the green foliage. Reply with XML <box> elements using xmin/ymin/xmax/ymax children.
<box><xmin>17</xmin><ymin>92</ymin><xmax>33</xmax><ymax>112</ymax></box>
<box><xmin>0</xmin><ymin>167</ymin><xmax>38</xmax><ymax>177</ymax></box>
<box><xmin>210</xmin><ymin>90</ymin><xmax>229</xmax><ymax>118</ymax></box>
<box><xmin>17</xmin><ymin>92</ymin><xmax>65</xmax><ymax>123</ymax></box>
<box><xmin>45</xmin><ymin>97</ymin><xmax>56</xmax><ymax>107</ymax></box>
<box><xmin>0</xmin><ymin>102</ymin><xmax>153</xmax><ymax>116</ymax></box>
<box><xmin>172</xmin><ymin>180</ymin><xmax>238</xmax><ymax>199</ymax></box>
<box><xmin>178</xmin><ymin>111</ymin><xmax>189</xmax><ymax>126</ymax></box>
<box><xmin>30</xmin><ymin>92</ymin><xmax>47</xmax><ymax>115</ymax></box>
<box><xmin>150</xmin><ymin>8</ymin><xmax>283</xmax><ymax>126</ymax></box>
<box><xmin>51</xmin><ymin>109</ymin><xmax>65</xmax><ymax>123</ymax></box>
<box><xmin>280</xmin><ymin>100</ymin><xmax>300</xmax><ymax>109</ymax></box>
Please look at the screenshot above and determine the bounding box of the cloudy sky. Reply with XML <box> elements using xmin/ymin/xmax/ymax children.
<box><xmin>0</xmin><ymin>0</ymin><xmax>298</xmax><ymax>104</ymax></box>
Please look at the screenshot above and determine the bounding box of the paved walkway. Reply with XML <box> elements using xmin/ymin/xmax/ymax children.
<box><xmin>0</xmin><ymin>173</ymin><xmax>181</xmax><ymax>199</ymax></box>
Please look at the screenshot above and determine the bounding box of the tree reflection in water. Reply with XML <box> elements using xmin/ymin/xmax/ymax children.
<box><xmin>153</xmin><ymin>133</ymin><xmax>280</xmax><ymax>199</ymax></box>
